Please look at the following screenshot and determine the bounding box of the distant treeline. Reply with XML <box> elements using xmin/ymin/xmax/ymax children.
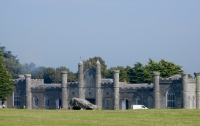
<box><xmin>0</xmin><ymin>45</ymin><xmax>183</xmax><ymax>84</ymax></box>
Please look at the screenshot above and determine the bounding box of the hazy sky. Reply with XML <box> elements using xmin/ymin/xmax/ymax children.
<box><xmin>1</xmin><ymin>1</ymin><xmax>200</xmax><ymax>75</ymax></box>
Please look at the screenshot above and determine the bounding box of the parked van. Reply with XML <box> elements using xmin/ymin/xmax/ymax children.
<box><xmin>132</xmin><ymin>105</ymin><xmax>148</xmax><ymax>109</ymax></box>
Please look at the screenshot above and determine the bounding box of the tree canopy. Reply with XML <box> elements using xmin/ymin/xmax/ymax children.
<box><xmin>126</xmin><ymin>59</ymin><xmax>182</xmax><ymax>83</ymax></box>
<box><xmin>0</xmin><ymin>46</ymin><xmax>24</xmax><ymax>78</ymax></box>
<box><xmin>0</xmin><ymin>51</ymin><xmax>14</xmax><ymax>101</ymax></box>
<box><xmin>0</xmin><ymin>45</ymin><xmax>183</xmax><ymax>84</ymax></box>
<box><xmin>23</xmin><ymin>64</ymin><xmax>77</xmax><ymax>83</ymax></box>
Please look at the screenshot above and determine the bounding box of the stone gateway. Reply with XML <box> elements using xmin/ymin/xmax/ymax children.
<box><xmin>4</xmin><ymin>60</ymin><xmax>200</xmax><ymax>110</ymax></box>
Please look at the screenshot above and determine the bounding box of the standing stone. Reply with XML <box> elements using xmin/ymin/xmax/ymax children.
<box><xmin>61</xmin><ymin>71</ymin><xmax>68</xmax><ymax>109</ymax></box>
<box><xmin>182</xmin><ymin>72</ymin><xmax>188</xmax><ymax>109</ymax></box>
<box><xmin>25</xmin><ymin>74</ymin><xmax>32</xmax><ymax>109</ymax></box>
<box><xmin>113</xmin><ymin>70</ymin><xmax>120</xmax><ymax>110</ymax></box>
<box><xmin>195</xmin><ymin>72</ymin><xmax>200</xmax><ymax>109</ymax></box>
<box><xmin>78</xmin><ymin>61</ymin><xmax>85</xmax><ymax>99</ymax></box>
<box><xmin>96</xmin><ymin>60</ymin><xmax>102</xmax><ymax>109</ymax></box>
<box><xmin>153</xmin><ymin>72</ymin><xmax>160</xmax><ymax>109</ymax></box>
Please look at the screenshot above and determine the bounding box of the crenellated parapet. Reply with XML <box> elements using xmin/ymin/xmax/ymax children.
<box><xmin>68</xmin><ymin>82</ymin><xmax>78</xmax><ymax>88</ymax></box>
<box><xmin>160</xmin><ymin>78</ymin><xmax>181</xmax><ymax>84</ymax></box>
<box><xmin>120</xmin><ymin>83</ymin><xmax>153</xmax><ymax>92</ymax></box>
<box><xmin>187</xmin><ymin>78</ymin><xmax>196</xmax><ymax>83</ymax></box>
<box><xmin>32</xmin><ymin>84</ymin><xmax>61</xmax><ymax>89</ymax></box>
<box><xmin>68</xmin><ymin>82</ymin><xmax>79</xmax><ymax>85</ymax></box>
<box><xmin>31</xmin><ymin>79</ymin><xmax>44</xmax><ymax>84</ymax></box>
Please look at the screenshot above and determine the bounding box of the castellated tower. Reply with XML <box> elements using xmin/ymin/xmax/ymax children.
<box><xmin>78</xmin><ymin>61</ymin><xmax>85</xmax><ymax>99</ymax></box>
<box><xmin>25</xmin><ymin>74</ymin><xmax>32</xmax><ymax>109</ymax></box>
<box><xmin>61</xmin><ymin>71</ymin><xmax>68</xmax><ymax>109</ymax></box>
<box><xmin>182</xmin><ymin>72</ymin><xmax>189</xmax><ymax>109</ymax></box>
<box><xmin>96</xmin><ymin>60</ymin><xmax>102</xmax><ymax>109</ymax></box>
<box><xmin>153</xmin><ymin>72</ymin><xmax>160</xmax><ymax>108</ymax></box>
<box><xmin>113</xmin><ymin>70</ymin><xmax>120</xmax><ymax>110</ymax></box>
<box><xmin>195</xmin><ymin>72</ymin><xmax>200</xmax><ymax>109</ymax></box>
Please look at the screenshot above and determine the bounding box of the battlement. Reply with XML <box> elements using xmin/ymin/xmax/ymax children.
<box><xmin>120</xmin><ymin>83</ymin><xmax>153</xmax><ymax>90</ymax></box>
<box><xmin>160</xmin><ymin>78</ymin><xmax>180</xmax><ymax>83</ymax></box>
<box><xmin>13</xmin><ymin>78</ymin><xmax>25</xmax><ymax>84</ymax></box>
<box><xmin>120</xmin><ymin>87</ymin><xmax>153</xmax><ymax>92</ymax></box>
<box><xmin>32</xmin><ymin>84</ymin><xmax>61</xmax><ymax>90</ymax></box>
<box><xmin>188</xmin><ymin>78</ymin><xmax>196</xmax><ymax>83</ymax></box>
<box><xmin>67</xmin><ymin>82</ymin><xmax>78</xmax><ymax>85</ymax></box>
<box><xmin>31</xmin><ymin>79</ymin><xmax>44</xmax><ymax>84</ymax></box>
<box><xmin>102</xmin><ymin>82</ymin><xmax>113</xmax><ymax>85</ymax></box>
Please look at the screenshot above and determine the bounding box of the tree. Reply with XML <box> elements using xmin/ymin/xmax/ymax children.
<box><xmin>146</xmin><ymin>59</ymin><xmax>182</xmax><ymax>78</ymax></box>
<box><xmin>30</xmin><ymin>66</ymin><xmax>77</xmax><ymax>83</ymax></box>
<box><xmin>43</xmin><ymin>67</ymin><xmax>55</xmax><ymax>83</ymax></box>
<box><xmin>127</xmin><ymin>59</ymin><xmax>183</xmax><ymax>83</ymax></box>
<box><xmin>105</xmin><ymin>66</ymin><xmax>130</xmax><ymax>82</ymax></box>
<box><xmin>23</xmin><ymin>62</ymin><xmax>36</xmax><ymax>74</ymax></box>
<box><xmin>0</xmin><ymin>45</ymin><xmax>24</xmax><ymax>78</ymax></box>
<box><xmin>128</xmin><ymin>62</ymin><xmax>152</xmax><ymax>83</ymax></box>
<box><xmin>0</xmin><ymin>51</ymin><xmax>14</xmax><ymax>101</ymax></box>
<box><xmin>54</xmin><ymin>66</ymin><xmax>77</xmax><ymax>83</ymax></box>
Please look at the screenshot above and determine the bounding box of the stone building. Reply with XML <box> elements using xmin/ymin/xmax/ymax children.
<box><xmin>4</xmin><ymin>60</ymin><xmax>200</xmax><ymax>110</ymax></box>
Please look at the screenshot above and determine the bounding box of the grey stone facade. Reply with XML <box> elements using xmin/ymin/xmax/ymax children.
<box><xmin>5</xmin><ymin>61</ymin><xmax>200</xmax><ymax>110</ymax></box>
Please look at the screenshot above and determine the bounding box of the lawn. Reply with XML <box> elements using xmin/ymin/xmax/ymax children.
<box><xmin>0</xmin><ymin>109</ymin><xmax>199</xmax><ymax>126</ymax></box>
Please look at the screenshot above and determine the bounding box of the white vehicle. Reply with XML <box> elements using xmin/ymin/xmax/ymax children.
<box><xmin>132</xmin><ymin>105</ymin><xmax>148</xmax><ymax>109</ymax></box>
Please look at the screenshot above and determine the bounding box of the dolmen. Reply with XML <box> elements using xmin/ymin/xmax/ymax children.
<box><xmin>69</xmin><ymin>98</ymin><xmax>99</xmax><ymax>110</ymax></box>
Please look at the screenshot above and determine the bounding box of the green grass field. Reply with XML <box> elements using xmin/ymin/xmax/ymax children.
<box><xmin>0</xmin><ymin>109</ymin><xmax>199</xmax><ymax>126</ymax></box>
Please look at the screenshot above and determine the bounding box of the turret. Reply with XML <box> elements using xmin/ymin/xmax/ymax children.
<box><xmin>195</xmin><ymin>72</ymin><xmax>200</xmax><ymax>109</ymax></box>
<box><xmin>153</xmin><ymin>72</ymin><xmax>160</xmax><ymax>108</ymax></box>
<box><xmin>113</xmin><ymin>70</ymin><xmax>120</xmax><ymax>110</ymax></box>
<box><xmin>25</xmin><ymin>74</ymin><xmax>32</xmax><ymax>109</ymax></box>
<box><xmin>61</xmin><ymin>71</ymin><xmax>68</xmax><ymax>109</ymax></box>
<box><xmin>78</xmin><ymin>61</ymin><xmax>85</xmax><ymax>99</ymax></box>
<box><xmin>182</xmin><ymin>72</ymin><xmax>188</xmax><ymax>109</ymax></box>
<box><xmin>96</xmin><ymin>60</ymin><xmax>102</xmax><ymax>109</ymax></box>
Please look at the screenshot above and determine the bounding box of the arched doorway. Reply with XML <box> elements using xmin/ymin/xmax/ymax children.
<box><xmin>56</xmin><ymin>99</ymin><xmax>61</xmax><ymax>109</ymax></box>
<box><xmin>122</xmin><ymin>99</ymin><xmax>129</xmax><ymax>110</ymax></box>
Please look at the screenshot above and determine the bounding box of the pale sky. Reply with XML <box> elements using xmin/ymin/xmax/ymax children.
<box><xmin>0</xmin><ymin>1</ymin><xmax>200</xmax><ymax>75</ymax></box>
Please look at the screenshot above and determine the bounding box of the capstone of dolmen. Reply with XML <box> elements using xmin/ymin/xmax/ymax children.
<box><xmin>69</xmin><ymin>98</ymin><xmax>99</xmax><ymax>110</ymax></box>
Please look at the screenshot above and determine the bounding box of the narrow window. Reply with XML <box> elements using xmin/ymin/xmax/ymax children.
<box><xmin>14</xmin><ymin>91</ymin><xmax>20</xmax><ymax>106</ymax></box>
<box><xmin>33</xmin><ymin>97</ymin><xmax>38</xmax><ymax>106</ymax></box>
<box><xmin>45</xmin><ymin>97</ymin><xmax>49</xmax><ymax>107</ymax></box>
<box><xmin>105</xmin><ymin>99</ymin><xmax>110</xmax><ymax>108</ymax></box>
<box><xmin>72</xmin><ymin>92</ymin><xmax>75</xmax><ymax>97</ymax></box>
<box><xmin>88</xmin><ymin>92</ymin><xmax>92</xmax><ymax>96</ymax></box>
<box><xmin>147</xmin><ymin>96</ymin><xmax>153</xmax><ymax>108</ymax></box>
<box><xmin>167</xmin><ymin>89</ymin><xmax>175</xmax><ymax>108</ymax></box>
<box><xmin>136</xmin><ymin>96</ymin><xmax>141</xmax><ymax>105</ymax></box>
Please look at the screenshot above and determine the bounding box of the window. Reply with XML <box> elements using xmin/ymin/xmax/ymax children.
<box><xmin>192</xmin><ymin>96</ymin><xmax>195</xmax><ymax>108</ymax></box>
<box><xmin>136</xmin><ymin>96</ymin><xmax>141</xmax><ymax>105</ymax></box>
<box><xmin>44</xmin><ymin>97</ymin><xmax>49</xmax><ymax>107</ymax></box>
<box><xmin>147</xmin><ymin>96</ymin><xmax>153</xmax><ymax>108</ymax></box>
<box><xmin>167</xmin><ymin>89</ymin><xmax>175</xmax><ymax>108</ymax></box>
<box><xmin>14</xmin><ymin>91</ymin><xmax>20</xmax><ymax>106</ymax></box>
<box><xmin>72</xmin><ymin>92</ymin><xmax>75</xmax><ymax>97</ymax></box>
<box><xmin>33</xmin><ymin>97</ymin><xmax>38</xmax><ymax>106</ymax></box>
<box><xmin>88</xmin><ymin>92</ymin><xmax>92</xmax><ymax>96</ymax></box>
<box><xmin>105</xmin><ymin>99</ymin><xmax>110</xmax><ymax>108</ymax></box>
